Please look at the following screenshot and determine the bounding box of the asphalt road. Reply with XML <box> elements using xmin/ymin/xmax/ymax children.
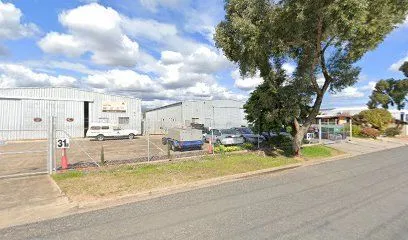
<box><xmin>2</xmin><ymin>146</ymin><xmax>408</xmax><ymax>240</ymax></box>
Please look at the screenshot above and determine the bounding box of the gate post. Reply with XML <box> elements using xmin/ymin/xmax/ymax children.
<box><xmin>47</xmin><ymin>116</ymin><xmax>56</xmax><ymax>174</ymax></box>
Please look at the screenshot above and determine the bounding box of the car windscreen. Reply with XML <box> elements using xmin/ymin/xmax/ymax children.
<box><xmin>221</xmin><ymin>129</ymin><xmax>236</xmax><ymax>134</ymax></box>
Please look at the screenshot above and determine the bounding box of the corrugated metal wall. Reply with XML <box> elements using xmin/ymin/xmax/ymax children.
<box><xmin>145</xmin><ymin>104</ymin><xmax>183</xmax><ymax>134</ymax></box>
<box><xmin>145</xmin><ymin>100</ymin><xmax>248</xmax><ymax>134</ymax></box>
<box><xmin>0</xmin><ymin>88</ymin><xmax>142</xmax><ymax>140</ymax></box>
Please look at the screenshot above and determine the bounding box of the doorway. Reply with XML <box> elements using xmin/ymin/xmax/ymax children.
<box><xmin>84</xmin><ymin>101</ymin><xmax>89</xmax><ymax>137</ymax></box>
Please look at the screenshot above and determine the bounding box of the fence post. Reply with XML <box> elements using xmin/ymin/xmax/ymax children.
<box><xmin>349</xmin><ymin>118</ymin><xmax>353</xmax><ymax>141</ymax></box>
<box><xmin>147</xmin><ymin>130</ymin><xmax>150</xmax><ymax>162</ymax></box>
<box><xmin>318</xmin><ymin>118</ymin><xmax>322</xmax><ymax>143</ymax></box>
<box><xmin>47</xmin><ymin>116</ymin><xmax>56</xmax><ymax>174</ymax></box>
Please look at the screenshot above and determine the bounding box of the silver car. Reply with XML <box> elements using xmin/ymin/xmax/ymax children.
<box><xmin>206</xmin><ymin>129</ymin><xmax>244</xmax><ymax>146</ymax></box>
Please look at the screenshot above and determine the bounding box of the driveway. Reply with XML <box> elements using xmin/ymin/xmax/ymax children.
<box><xmin>0</xmin><ymin>176</ymin><xmax>71</xmax><ymax>229</ymax></box>
<box><xmin>1</xmin><ymin>146</ymin><xmax>408</xmax><ymax>239</ymax></box>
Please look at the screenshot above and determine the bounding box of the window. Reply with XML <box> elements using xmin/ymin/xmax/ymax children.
<box><xmin>101</xmin><ymin>126</ymin><xmax>109</xmax><ymax>130</ymax></box>
<box><xmin>90</xmin><ymin>126</ymin><xmax>101</xmax><ymax>130</ymax></box>
<box><xmin>99</xmin><ymin>118</ymin><xmax>109</xmax><ymax>123</ymax></box>
<box><xmin>118</xmin><ymin>117</ymin><xmax>130</xmax><ymax>125</ymax></box>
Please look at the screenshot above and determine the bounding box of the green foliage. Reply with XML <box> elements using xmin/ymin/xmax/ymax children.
<box><xmin>214</xmin><ymin>145</ymin><xmax>244</xmax><ymax>153</ymax></box>
<box><xmin>360</xmin><ymin>128</ymin><xmax>380</xmax><ymax>139</ymax></box>
<box><xmin>268</xmin><ymin>134</ymin><xmax>293</xmax><ymax>149</ymax></box>
<box><xmin>242</xmin><ymin>142</ymin><xmax>254</xmax><ymax>150</ymax></box>
<box><xmin>384</xmin><ymin>127</ymin><xmax>401</xmax><ymax>137</ymax></box>
<box><xmin>215</xmin><ymin>0</ymin><xmax>408</xmax><ymax>153</ymax></box>
<box><xmin>344</xmin><ymin>124</ymin><xmax>362</xmax><ymax>137</ymax></box>
<box><xmin>368</xmin><ymin>79</ymin><xmax>408</xmax><ymax>110</ymax></box>
<box><xmin>355</xmin><ymin>109</ymin><xmax>393</xmax><ymax>131</ymax></box>
<box><xmin>400</xmin><ymin>61</ymin><xmax>408</xmax><ymax>78</ymax></box>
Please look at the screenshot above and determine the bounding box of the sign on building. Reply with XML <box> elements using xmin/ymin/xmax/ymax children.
<box><xmin>102</xmin><ymin>101</ymin><xmax>127</xmax><ymax>113</ymax></box>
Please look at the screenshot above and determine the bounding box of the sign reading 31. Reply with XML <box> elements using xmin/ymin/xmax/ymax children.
<box><xmin>56</xmin><ymin>138</ymin><xmax>70</xmax><ymax>149</ymax></box>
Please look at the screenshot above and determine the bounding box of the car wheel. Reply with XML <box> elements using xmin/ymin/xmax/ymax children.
<box><xmin>171</xmin><ymin>143</ymin><xmax>176</xmax><ymax>151</ymax></box>
<box><xmin>216</xmin><ymin>139</ymin><xmax>222</xmax><ymax>146</ymax></box>
<box><xmin>97</xmin><ymin>134</ymin><xmax>104</xmax><ymax>141</ymax></box>
<box><xmin>162</xmin><ymin>137</ymin><xmax>168</xmax><ymax>145</ymax></box>
<box><xmin>128</xmin><ymin>134</ymin><xmax>135</xmax><ymax>140</ymax></box>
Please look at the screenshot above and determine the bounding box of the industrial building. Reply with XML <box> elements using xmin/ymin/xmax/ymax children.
<box><xmin>144</xmin><ymin>100</ymin><xmax>248</xmax><ymax>134</ymax></box>
<box><xmin>0</xmin><ymin>87</ymin><xmax>142</xmax><ymax>140</ymax></box>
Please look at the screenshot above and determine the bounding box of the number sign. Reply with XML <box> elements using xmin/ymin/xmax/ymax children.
<box><xmin>56</xmin><ymin>138</ymin><xmax>70</xmax><ymax>149</ymax></box>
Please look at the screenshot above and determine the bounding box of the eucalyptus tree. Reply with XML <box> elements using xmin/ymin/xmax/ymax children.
<box><xmin>368</xmin><ymin>65</ymin><xmax>408</xmax><ymax>110</ymax></box>
<box><xmin>215</xmin><ymin>0</ymin><xmax>408</xmax><ymax>155</ymax></box>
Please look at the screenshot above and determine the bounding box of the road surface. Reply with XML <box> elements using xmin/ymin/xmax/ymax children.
<box><xmin>2</xmin><ymin>146</ymin><xmax>408</xmax><ymax>240</ymax></box>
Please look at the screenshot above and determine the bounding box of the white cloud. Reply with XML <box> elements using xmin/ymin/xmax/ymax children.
<box><xmin>232</xmin><ymin>69</ymin><xmax>264</xmax><ymax>91</ymax></box>
<box><xmin>0</xmin><ymin>1</ymin><xmax>38</xmax><ymax>40</ymax></box>
<box><xmin>85</xmin><ymin>69</ymin><xmax>159</xmax><ymax>92</ymax></box>
<box><xmin>38</xmin><ymin>32</ymin><xmax>84</xmax><ymax>57</ymax></box>
<box><xmin>122</xmin><ymin>18</ymin><xmax>177</xmax><ymax>41</ymax></box>
<box><xmin>160</xmin><ymin>51</ymin><xmax>183</xmax><ymax>65</ymax></box>
<box><xmin>332</xmin><ymin>87</ymin><xmax>364</xmax><ymax>98</ymax></box>
<box><xmin>360</xmin><ymin>81</ymin><xmax>377</xmax><ymax>91</ymax></box>
<box><xmin>389</xmin><ymin>54</ymin><xmax>408</xmax><ymax>72</ymax></box>
<box><xmin>0</xmin><ymin>64</ymin><xmax>77</xmax><ymax>88</ymax></box>
<box><xmin>139</xmin><ymin>0</ymin><xmax>187</xmax><ymax>12</ymax></box>
<box><xmin>38</xmin><ymin>3</ymin><xmax>140</xmax><ymax>67</ymax></box>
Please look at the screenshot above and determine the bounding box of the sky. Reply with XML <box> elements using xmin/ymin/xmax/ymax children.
<box><xmin>0</xmin><ymin>0</ymin><xmax>407</xmax><ymax>110</ymax></box>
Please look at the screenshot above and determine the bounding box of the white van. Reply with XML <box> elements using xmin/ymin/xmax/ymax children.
<box><xmin>86</xmin><ymin>123</ymin><xmax>139</xmax><ymax>141</ymax></box>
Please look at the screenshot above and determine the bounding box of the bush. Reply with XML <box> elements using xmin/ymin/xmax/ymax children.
<box><xmin>268</xmin><ymin>134</ymin><xmax>292</xmax><ymax>148</ymax></box>
<box><xmin>354</xmin><ymin>109</ymin><xmax>393</xmax><ymax>131</ymax></box>
<box><xmin>360</xmin><ymin>128</ymin><xmax>380</xmax><ymax>139</ymax></box>
<box><xmin>345</xmin><ymin>124</ymin><xmax>362</xmax><ymax>137</ymax></box>
<box><xmin>213</xmin><ymin>145</ymin><xmax>243</xmax><ymax>153</ymax></box>
<box><xmin>242</xmin><ymin>142</ymin><xmax>254</xmax><ymax>150</ymax></box>
<box><xmin>384</xmin><ymin>127</ymin><xmax>401</xmax><ymax>137</ymax></box>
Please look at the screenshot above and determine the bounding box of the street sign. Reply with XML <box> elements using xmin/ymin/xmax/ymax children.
<box><xmin>56</xmin><ymin>138</ymin><xmax>70</xmax><ymax>149</ymax></box>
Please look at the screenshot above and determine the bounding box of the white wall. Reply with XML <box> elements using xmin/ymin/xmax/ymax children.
<box><xmin>0</xmin><ymin>88</ymin><xmax>142</xmax><ymax>140</ymax></box>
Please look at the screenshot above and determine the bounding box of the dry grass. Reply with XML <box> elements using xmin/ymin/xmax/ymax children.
<box><xmin>53</xmin><ymin>153</ymin><xmax>298</xmax><ymax>201</ymax></box>
<box><xmin>53</xmin><ymin>146</ymin><xmax>342</xmax><ymax>201</ymax></box>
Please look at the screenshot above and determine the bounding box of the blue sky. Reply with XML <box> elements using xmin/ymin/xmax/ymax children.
<box><xmin>0</xmin><ymin>0</ymin><xmax>407</xmax><ymax>109</ymax></box>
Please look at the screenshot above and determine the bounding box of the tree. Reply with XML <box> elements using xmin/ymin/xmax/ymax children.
<box><xmin>368</xmin><ymin>66</ymin><xmax>408</xmax><ymax>110</ymax></box>
<box><xmin>367</xmin><ymin>79</ymin><xmax>408</xmax><ymax>110</ymax></box>
<box><xmin>215</xmin><ymin>0</ymin><xmax>408</xmax><ymax>155</ymax></box>
<box><xmin>353</xmin><ymin>108</ymin><xmax>393</xmax><ymax>131</ymax></box>
<box><xmin>244</xmin><ymin>64</ymin><xmax>310</xmax><ymax>135</ymax></box>
<box><xmin>400</xmin><ymin>61</ymin><xmax>408</xmax><ymax>77</ymax></box>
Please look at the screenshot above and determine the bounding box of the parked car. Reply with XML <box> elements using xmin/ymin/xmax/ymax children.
<box><xmin>232</xmin><ymin>127</ymin><xmax>265</xmax><ymax>144</ymax></box>
<box><xmin>204</xmin><ymin>129</ymin><xmax>221</xmax><ymax>143</ymax></box>
<box><xmin>86</xmin><ymin>123</ymin><xmax>139</xmax><ymax>141</ymax></box>
<box><xmin>215</xmin><ymin>129</ymin><xmax>245</xmax><ymax>146</ymax></box>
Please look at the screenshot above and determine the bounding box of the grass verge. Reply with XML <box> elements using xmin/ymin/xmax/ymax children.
<box><xmin>301</xmin><ymin>145</ymin><xmax>342</xmax><ymax>159</ymax></box>
<box><xmin>52</xmin><ymin>146</ymin><xmax>342</xmax><ymax>201</ymax></box>
<box><xmin>53</xmin><ymin>153</ymin><xmax>298</xmax><ymax>201</ymax></box>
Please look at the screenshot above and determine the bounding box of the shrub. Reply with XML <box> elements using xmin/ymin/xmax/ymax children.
<box><xmin>345</xmin><ymin>124</ymin><xmax>362</xmax><ymax>137</ymax></box>
<box><xmin>242</xmin><ymin>142</ymin><xmax>254</xmax><ymax>150</ymax></box>
<box><xmin>360</xmin><ymin>128</ymin><xmax>380</xmax><ymax>139</ymax></box>
<box><xmin>354</xmin><ymin>109</ymin><xmax>393</xmax><ymax>131</ymax></box>
<box><xmin>213</xmin><ymin>145</ymin><xmax>243</xmax><ymax>153</ymax></box>
<box><xmin>384</xmin><ymin>127</ymin><xmax>401</xmax><ymax>137</ymax></box>
<box><xmin>268</xmin><ymin>134</ymin><xmax>292</xmax><ymax>148</ymax></box>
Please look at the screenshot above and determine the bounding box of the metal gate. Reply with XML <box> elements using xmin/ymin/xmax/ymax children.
<box><xmin>0</xmin><ymin>129</ymin><xmax>49</xmax><ymax>178</ymax></box>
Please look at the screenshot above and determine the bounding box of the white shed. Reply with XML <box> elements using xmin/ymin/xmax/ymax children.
<box><xmin>0</xmin><ymin>87</ymin><xmax>142</xmax><ymax>140</ymax></box>
<box><xmin>144</xmin><ymin>100</ymin><xmax>248</xmax><ymax>134</ymax></box>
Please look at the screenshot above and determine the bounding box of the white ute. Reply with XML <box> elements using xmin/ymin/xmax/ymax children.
<box><xmin>86</xmin><ymin>123</ymin><xmax>139</xmax><ymax>141</ymax></box>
